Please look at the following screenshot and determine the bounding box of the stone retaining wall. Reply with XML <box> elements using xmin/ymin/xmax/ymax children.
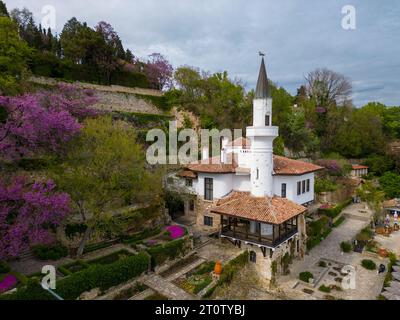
<box><xmin>30</xmin><ymin>76</ymin><xmax>164</xmax><ymax>115</ymax></box>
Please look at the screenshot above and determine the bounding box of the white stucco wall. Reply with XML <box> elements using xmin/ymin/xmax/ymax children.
<box><xmin>233</xmin><ymin>174</ymin><xmax>251</xmax><ymax>191</ymax></box>
<box><xmin>196</xmin><ymin>173</ymin><xmax>234</xmax><ymax>200</ymax></box>
<box><xmin>272</xmin><ymin>173</ymin><xmax>314</xmax><ymax>205</ymax></box>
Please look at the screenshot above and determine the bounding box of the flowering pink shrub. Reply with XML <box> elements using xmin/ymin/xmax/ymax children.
<box><xmin>315</xmin><ymin>159</ymin><xmax>343</xmax><ymax>175</ymax></box>
<box><xmin>0</xmin><ymin>176</ymin><xmax>71</xmax><ymax>260</ymax></box>
<box><xmin>0</xmin><ymin>274</ymin><xmax>18</xmax><ymax>293</ymax></box>
<box><xmin>0</xmin><ymin>85</ymin><xmax>98</xmax><ymax>160</ymax></box>
<box><xmin>166</xmin><ymin>225</ymin><xmax>185</xmax><ymax>240</ymax></box>
<box><xmin>319</xmin><ymin>203</ymin><xmax>333</xmax><ymax>210</ymax></box>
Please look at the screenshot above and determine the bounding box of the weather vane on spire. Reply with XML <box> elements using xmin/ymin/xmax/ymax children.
<box><xmin>259</xmin><ymin>51</ymin><xmax>265</xmax><ymax>57</ymax></box>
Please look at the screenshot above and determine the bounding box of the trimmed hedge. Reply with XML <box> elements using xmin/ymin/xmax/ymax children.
<box><xmin>55</xmin><ymin>252</ymin><xmax>149</xmax><ymax>300</ymax></box>
<box><xmin>361</xmin><ymin>259</ymin><xmax>376</xmax><ymax>270</ymax></box>
<box><xmin>299</xmin><ymin>271</ymin><xmax>314</xmax><ymax>283</ymax></box>
<box><xmin>318</xmin><ymin>199</ymin><xmax>352</xmax><ymax>219</ymax></box>
<box><xmin>307</xmin><ymin>216</ymin><xmax>331</xmax><ymax>250</ymax></box>
<box><xmin>147</xmin><ymin>238</ymin><xmax>187</xmax><ymax>266</ymax></box>
<box><xmin>32</xmin><ymin>244</ymin><xmax>68</xmax><ymax>261</ymax></box>
<box><xmin>120</xmin><ymin>227</ymin><xmax>162</xmax><ymax>245</ymax></box>
<box><xmin>340</xmin><ymin>241</ymin><xmax>353</xmax><ymax>253</ymax></box>
<box><xmin>0</xmin><ymin>279</ymin><xmax>55</xmax><ymax>300</ymax></box>
<box><xmin>0</xmin><ymin>261</ymin><xmax>10</xmax><ymax>274</ymax></box>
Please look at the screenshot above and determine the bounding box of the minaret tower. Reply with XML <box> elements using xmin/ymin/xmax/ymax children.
<box><xmin>247</xmin><ymin>56</ymin><xmax>279</xmax><ymax>197</ymax></box>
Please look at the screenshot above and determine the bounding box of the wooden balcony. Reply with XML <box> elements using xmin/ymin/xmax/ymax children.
<box><xmin>220</xmin><ymin>215</ymin><xmax>298</xmax><ymax>249</ymax></box>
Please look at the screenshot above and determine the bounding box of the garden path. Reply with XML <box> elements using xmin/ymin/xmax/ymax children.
<box><xmin>278</xmin><ymin>215</ymin><xmax>386</xmax><ymax>300</ymax></box>
<box><xmin>9</xmin><ymin>243</ymin><xmax>135</xmax><ymax>276</ymax></box>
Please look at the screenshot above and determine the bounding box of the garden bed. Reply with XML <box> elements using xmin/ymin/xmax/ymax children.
<box><xmin>173</xmin><ymin>261</ymin><xmax>215</xmax><ymax>295</ymax></box>
<box><xmin>87</xmin><ymin>249</ymin><xmax>133</xmax><ymax>266</ymax></box>
<box><xmin>112</xmin><ymin>282</ymin><xmax>148</xmax><ymax>300</ymax></box>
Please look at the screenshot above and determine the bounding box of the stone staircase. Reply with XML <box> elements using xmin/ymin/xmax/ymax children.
<box><xmin>18</xmin><ymin>248</ymin><xmax>35</xmax><ymax>262</ymax></box>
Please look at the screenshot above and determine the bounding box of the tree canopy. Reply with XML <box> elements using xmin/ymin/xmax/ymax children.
<box><xmin>51</xmin><ymin>116</ymin><xmax>163</xmax><ymax>256</ymax></box>
<box><xmin>0</xmin><ymin>17</ymin><xmax>31</xmax><ymax>95</ymax></box>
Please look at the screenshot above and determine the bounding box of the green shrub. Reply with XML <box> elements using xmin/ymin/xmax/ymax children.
<box><xmin>87</xmin><ymin>250</ymin><xmax>132</xmax><ymax>266</ymax></box>
<box><xmin>32</xmin><ymin>244</ymin><xmax>68</xmax><ymax>261</ymax></box>
<box><xmin>82</xmin><ymin>241</ymin><xmax>114</xmax><ymax>254</ymax></box>
<box><xmin>340</xmin><ymin>241</ymin><xmax>353</xmax><ymax>253</ymax></box>
<box><xmin>361</xmin><ymin>259</ymin><xmax>376</xmax><ymax>270</ymax></box>
<box><xmin>318</xmin><ymin>260</ymin><xmax>327</xmax><ymax>268</ymax></box>
<box><xmin>318</xmin><ymin>285</ymin><xmax>331</xmax><ymax>293</ymax></box>
<box><xmin>356</xmin><ymin>227</ymin><xmax>374</xmax><ymax>242</ymax></box>
<box><xmin>147</xmin><ymin>238</ymin><xmax>187</xmax><ymax>266</ymax></box>
<box><xmin>0</xmin><ymin>279</ymin><xmax>55</xmax><ymax>300</ymax></box>
<box><xmin>194</xmin><ymin>262</ymin><xmax>215</xmax><ymax>275</ymax></box>
<box><xmin>58</xmin><ymin>260</ymin><xmax>89</xmax><ymax>275</ymax></box>
<box><xmin>299</xmin><ymin>271</ymin><xmax>314</xmax><ymax>283</ymax></box>
<box><xmin>315</xmin><ymin>178</ymin><xmax>338</xmax><ymax>193</ymax></box>
<box><xmin>319</xmin><ymin>200</ymin><xmax>352</xmax><ymax>219</ymax></box>
<box><xmin>333</xmin><ymin>216</ymin><xmax>345</xmax><ymax>228</ymax></box>
<box><xmin>0</xmin><ymin>261</ymin><xmax>10</xmax><ymax>274</ymax></box>
<box><xmin>193</xmin><ymin>276</ymin><xmax>213</xmax><ymax>294</ymax></box>
<box><xmin>55</xmin><ymin>253</ymin><xmax>149</xmax><ymax>300</ymax></box>
<box><xmin>218</xmin><ymin>251</ymin><xmax>249</xmax><ymax>286</ymax></box>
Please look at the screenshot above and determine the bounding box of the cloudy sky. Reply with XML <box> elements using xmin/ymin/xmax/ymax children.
<box><xmin>6</xmin><ymin>0</ymin><xmax>400</xmax><ymax>106</ymax></box>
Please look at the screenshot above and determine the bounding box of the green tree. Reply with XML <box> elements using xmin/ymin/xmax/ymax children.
<box><xmin>379</xmin><ymin>172</ymin><xmax>400</xmax><ymax>199</ymax></box>
<box><xmin>357</xmin><ymin>180</ymin><xmax>385</xmax><ymax>215</ymax></box>
<box><xmin>0</xmin><ymin>1</ymin><xmax>9</xmax><ymax>17</ymax></box>
<box><xmin>51</xmin><ymin>116</ymin><xmax>163</xmax><ymax>256</ymax></box>
<box><xmin>280</xmin><ymin>109</ymin><xmax>319</xmax><ymax>155</ymax></box>
<box><xmin>332</xmin><ymin>108</ymin><xmax>385</xmax><ymax>157</ymax></box>
<box><xmin>0</xmin><ymin>17</ymin><xmax>31</xmax><ymax>95</ymax></box>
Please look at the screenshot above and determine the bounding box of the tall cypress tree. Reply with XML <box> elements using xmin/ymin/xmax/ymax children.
<box><xmin>0</xmin><ymin>1</ymin><xmax>9</xmax><ymax>17</ymax></box>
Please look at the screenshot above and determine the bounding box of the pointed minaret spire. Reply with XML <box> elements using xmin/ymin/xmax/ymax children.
<box><xmin>255</xmin><ymin>55</ymin><xmax>271</xmax><ymax>99</ymax></box>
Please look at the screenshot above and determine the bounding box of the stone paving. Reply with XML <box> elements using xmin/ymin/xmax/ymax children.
<box><xmin>278</xmin><ymin>215</ymin><xmax>387</xmax><ymax>300</ymax></box>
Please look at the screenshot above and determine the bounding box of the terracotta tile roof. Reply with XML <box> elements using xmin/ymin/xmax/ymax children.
<box><xmin>186</xmin><ymin>156</ymin><xmax>236</xmax><ymax>173</ymax></box>
<box><xmin>185</xmin><ymin>154</ymin><xmax>323</xmax><ymax>175</ymax></box>
<box><xmin>273</xmin><ymin>155</ymin><xmax>324</xmax><ymax>175</ymax></box>
<box><xmin>211</xmin><ymin>191</ymin><xmax>306</xmax><ymax>224</ymax></box>
<box><xmin>383</xmin><ymin>199</ymin><xmax>400</xmax><ymax>208</ymax></box>
<box><xmin>352</xmin><ymin>165</ymin><xmax>369</xmax><ymax>170</ymax></box>
<box><xmin>177</xmin><ymin>170</ymin><xmax>198</xmax><ymax>179</ymax></box>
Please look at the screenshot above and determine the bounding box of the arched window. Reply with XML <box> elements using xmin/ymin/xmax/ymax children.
<box><xmin>250</xmin><ymin>251</ymin><xmax>257</xmax><ymax>263</ymax></box>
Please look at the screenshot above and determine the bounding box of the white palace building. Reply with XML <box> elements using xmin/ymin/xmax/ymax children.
<box><xmin>174</xmin><ymin>57</ymin><xmax>323</xmax><ymax>280</ymax></box>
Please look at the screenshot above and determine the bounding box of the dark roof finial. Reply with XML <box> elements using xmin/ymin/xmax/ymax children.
<box><xmin>255</xmin><ymin>54</ymin><xmax>271</xmax><ymax>99</ymax></box>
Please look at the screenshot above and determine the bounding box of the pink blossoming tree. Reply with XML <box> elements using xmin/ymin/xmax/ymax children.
<box><xmin>0</xmin><ymin>176</ymin><xmax>71</xmax><ymax>259</ymax></box>
<box><xmin>0</xmin><ymin>84</ymin><xmax>98</xmax><ymax>160</ymax></box>
<box><xmin>145</xmin><ymin>53</ymin><xmax>173</xmax><ymax>90</ymax></box>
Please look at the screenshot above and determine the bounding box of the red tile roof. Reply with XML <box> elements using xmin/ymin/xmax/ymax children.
<box><xmin>352</xmin><ymin>165</ymin><xmax>369</xmax><ymax>170</ymax></box>
<box><xmin>211</xmin><ymin>191</ymin><xmax>306</xmax><ymax>224</ymax></box>
<box><xmin>184</xmin><ymin>153</ymin><xmax>323</xmax><ymax>176</ymax></box>
<box><xmin>383</xmin><ymin>199</ymin><xmax>400</xmax><ymax>209</ymax></box>
<box><xmin>273</xmin><ymin>155</ymin><xmax>324</xmax><ymax>175</ymax></box>
<box><xmin>177</xmin><ymin>170</ymin><xmax>198</xmax><ymax>178</ymax></box>
<box><xmin>186</xmin><ymin>156</ymin><xmax>236</xmax><ymax>173</ymax></box>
